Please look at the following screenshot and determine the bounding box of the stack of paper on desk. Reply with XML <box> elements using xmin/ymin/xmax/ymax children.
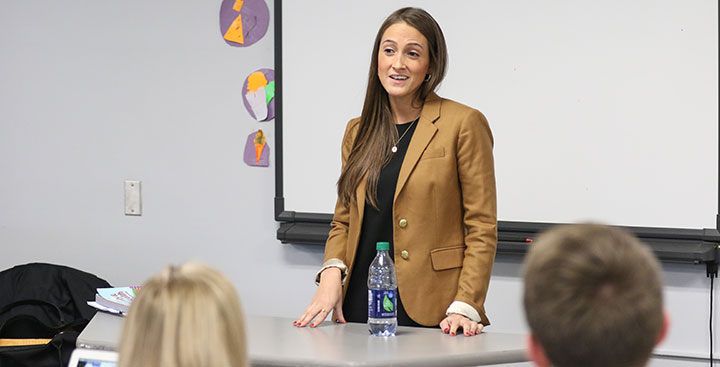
<box><xmin>87</xmin><ymin>286</ymin><xmax>140</xmax><ymax>316</ymax></box>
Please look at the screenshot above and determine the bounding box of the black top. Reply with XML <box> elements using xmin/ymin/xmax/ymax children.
<box><xmin>342</xmin><ymin>119</ymin><xmax>422</xmax><ymax>327</ymax></box>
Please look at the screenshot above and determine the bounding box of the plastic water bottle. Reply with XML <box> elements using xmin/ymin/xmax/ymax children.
<box><xmin>368</xmin><ymin>241</ymin><xmax>397</xmax><ymax>336</ymax></box>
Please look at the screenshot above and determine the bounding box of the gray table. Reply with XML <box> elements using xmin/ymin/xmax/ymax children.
<box><xmin>77</xmin><ymin>312</ymin><xmax>528</xmax><ymax>366</ymax></box>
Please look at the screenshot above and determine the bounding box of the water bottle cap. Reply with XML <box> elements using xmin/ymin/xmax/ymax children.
<box><xmin>376</xmin><ymin>242</ymin><xmax>390</xmax><ymax>251</ymax></box>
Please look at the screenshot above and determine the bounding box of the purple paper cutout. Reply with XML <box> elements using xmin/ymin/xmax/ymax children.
<box><xmin>243</xmin><ymin>131</ymin><xmax>270</xmax><ymax>167</ymax></box>
<box><xmin>242</xmin><ymin>68</ymin><xmax>275</xmax><ymax>121</ymax></box>
<box><xmin>219</xmin><ymin>0</ymin><xmax>270</xmax><ymax>47</ymax></box>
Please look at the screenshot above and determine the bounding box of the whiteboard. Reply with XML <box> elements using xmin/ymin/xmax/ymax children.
<box><xmin>281</xmin><ymin>0</ymin><xmax>718</xmax><ymax>229</ymax></box>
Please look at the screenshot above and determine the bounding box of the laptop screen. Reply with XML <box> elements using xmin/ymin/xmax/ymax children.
<box><xmin>77</xmin><ymin>359</ymin><xmax>116</xmax><ymax>367</ymax></box>
<box><xmin>68</xmin><ymin>349</ymin><xmax>118</xmax><ymax>367</ymax></box>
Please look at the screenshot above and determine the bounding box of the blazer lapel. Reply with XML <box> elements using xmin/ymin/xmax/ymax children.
<box><xmin>394</xmin><ymin>93</ymin><xmax>441</xmax><ymax>201</ymax></box>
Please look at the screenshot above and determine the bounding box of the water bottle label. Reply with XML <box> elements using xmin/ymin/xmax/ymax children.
<box><xmin>368</xmin><ymin>289</ymin><xmax>397</xmax><ymax>319</ymax></box>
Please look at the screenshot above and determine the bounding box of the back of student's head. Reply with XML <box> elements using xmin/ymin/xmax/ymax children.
<box><xmin>118</xmin><ymin>263</ymin><xmax>247</xmax><ymax>367</ymax></box>
<box><xmin>523</xmin><ymin>224</ymin><xmax>665</xmax><ymax>367</ymax></box>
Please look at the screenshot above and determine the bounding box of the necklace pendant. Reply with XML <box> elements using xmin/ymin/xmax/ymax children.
<box><xmin>391</xmin><ymin>146</ymin><xmax>398</xmax><ymax>153</ymax></box>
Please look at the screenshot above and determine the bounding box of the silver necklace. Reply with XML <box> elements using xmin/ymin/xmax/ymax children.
<box><xmin>391</xmin><ymin>118</ymin><xmax>419</xmax><ymax>153</ymax></box>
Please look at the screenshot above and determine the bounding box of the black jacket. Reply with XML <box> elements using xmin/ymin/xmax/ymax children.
<box><xmin>0</xmin><ymin>263</ymin><xmax>111</xmax><ymax>367</ymax></box>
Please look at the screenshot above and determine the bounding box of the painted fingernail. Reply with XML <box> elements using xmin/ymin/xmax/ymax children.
<box><xmin>444</xmin><ymin>328</ymin><xmax>449</xmax><ymax>333</ymax></box>
<box><xmin>311</xmin><ymin>323</ymin><xmax>315</xmax><ymax>327</ymax></box>
<box><xmin>451</xmin><ymin>332</ymin><xmax>455</xmax><ymax>336</ymax></box>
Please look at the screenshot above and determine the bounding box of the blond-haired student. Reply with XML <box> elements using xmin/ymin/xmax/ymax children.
<box><xmin>523</xmin><ymin>224</ymin><xmax>669</xmax><ymax>367</ymax></box>
<box><xmin>118</xmin><ymin>263</ymin><xmax>247</xmax><ymax>367</ymax></box>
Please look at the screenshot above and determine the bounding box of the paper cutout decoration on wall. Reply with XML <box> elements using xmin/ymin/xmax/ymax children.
<box><xmin>219</xmin><ymin>0</ymin><xmax>269</xmax><ymax>47</ymax></box>
<box><xmin>244</xmin><ymin>129</ymin><xmax>270</xmax><ymax>167</ymax></box>
<box><xmin>242</xmin><ymin>68</ymin><xmax>275</xmax><ymax>121</ymax></box>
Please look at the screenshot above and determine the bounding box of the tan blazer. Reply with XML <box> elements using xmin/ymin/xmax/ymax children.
<box><xmin>324</xmin><ymin>92</ymin><xmax>498</xmax><ymax>326</ymax></box>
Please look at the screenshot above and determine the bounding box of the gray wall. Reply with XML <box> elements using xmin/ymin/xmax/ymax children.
<box><xmin>0</xmin><ymin>0</ymin><xmax>324</xmax><ymax>318</ymax></box>
<box><xmin>0</xmin><ymin>1</ymin><xmax>716</xmax><ymax>365</ymax></box>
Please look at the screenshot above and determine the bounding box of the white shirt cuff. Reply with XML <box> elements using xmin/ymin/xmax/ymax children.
<box><xmin>446</xmin><ymin>301</ymin><xmax>482</xmax><ymax>323</ymax></box>
<box><xmin>314</xmin><ymin>258</ymin><xmax>348</xmax><ymax>286</ymax></box>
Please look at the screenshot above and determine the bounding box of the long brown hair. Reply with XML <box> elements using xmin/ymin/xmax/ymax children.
<box><xmin>337</xmin><ymin>7</ymin><xmax>448</xmax><ymax>208</ymax></box>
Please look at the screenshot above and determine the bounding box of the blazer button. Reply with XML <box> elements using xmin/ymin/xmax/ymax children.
<box><xmin>398</xmin><ymin>218</ymin><xmax>408</xmax><ymax>228</ymax></box>
<box><xmin>401</xmin><ymin>250</ymin><xmax>409</xmax><ymax>260</ymax></box>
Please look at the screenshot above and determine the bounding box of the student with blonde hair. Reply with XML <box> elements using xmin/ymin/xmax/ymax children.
<box><xmin>118</xmin><ymin>263</ymin><xmax>247</xmax><ymax>367</ymax></box>
<box><xmin>523</xmin><ymin>224</ymin><xmax>669</xmax><ymax>367</ymax></box>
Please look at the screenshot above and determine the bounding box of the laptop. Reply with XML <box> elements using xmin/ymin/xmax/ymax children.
<box><xmin>68</xmin><ymin>348</ymin><xmax>117</xmax><ymax>367</ymax></box>
<box><xmin>76</xmin><ymin>311</ymin><xmax>124</xmax><ymax>350</ymax></box>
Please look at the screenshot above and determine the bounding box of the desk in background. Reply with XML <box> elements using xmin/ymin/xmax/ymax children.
<box><xmin>77</xmin><ymin>311</ymin><xmax>528</xmax><ymax>366</ymax></box>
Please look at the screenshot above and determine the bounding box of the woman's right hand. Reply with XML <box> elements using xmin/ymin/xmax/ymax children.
<box><xmin>294</xmin><ymin>267</ymin><xmax>346</xmax><ymax>327</ymax></box>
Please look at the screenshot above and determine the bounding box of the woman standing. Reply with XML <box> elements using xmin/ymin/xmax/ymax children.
<box><xmin>295</xmin><ymin>7</ymin><xmax>497</xmax><ymax>336</ymax></box>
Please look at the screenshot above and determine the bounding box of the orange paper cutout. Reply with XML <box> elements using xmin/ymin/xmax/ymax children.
<box><xmin>254</xmin><ymin>130</ymin><xmax>266</xmax><ymax>163</ymax></box>
<box><xmin>224</xmin><ymin>14</ymin><xmax>245</xmax><ymax>44</ymax></box>
<box><xmin>247</xmin><ymin>72</ymin><xmax>268</xmax><ymax>93</ymax></box>
<box><xmin>232</xmin><ymin>0</ymin><xmax>244</xmax><ymax>12</ymax></box>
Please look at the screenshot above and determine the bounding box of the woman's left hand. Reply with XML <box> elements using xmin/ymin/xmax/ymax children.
<box><xmin>439</xmin><ymin>313</ymin><xmax>484</xmax><ymax>336</ymax></box>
